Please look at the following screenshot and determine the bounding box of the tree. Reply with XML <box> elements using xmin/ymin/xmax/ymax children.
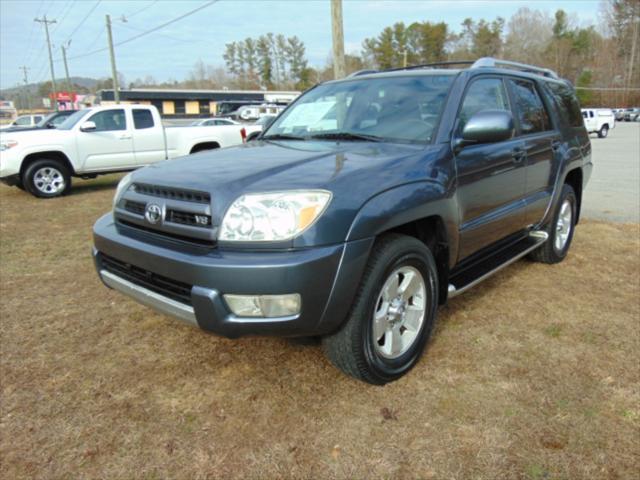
<box><xmin>256</xmin><ymin>35</ymin><xmax>274</xmax><ymax>88</ymax></box>
<box><xmin>503</xmin><ymin>8</ymin><xmax>553</xmax><ymax>65</ymax></box>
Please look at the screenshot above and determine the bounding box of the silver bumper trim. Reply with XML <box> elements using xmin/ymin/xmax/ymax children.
<box><xmin>100</xmin><ymin>269</ymin><xmax>198</xmax><ymax>327</ymax></box>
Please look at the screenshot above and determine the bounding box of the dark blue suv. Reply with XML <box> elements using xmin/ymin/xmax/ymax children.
<box><xmin>93</xmin><ymin>58</ymin><xmax>592</xmax><ymax>384</ymax></box>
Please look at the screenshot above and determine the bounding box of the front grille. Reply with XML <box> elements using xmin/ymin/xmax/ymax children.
<box><xmin>167</xmin><ymin>209</ymin><xmax>211</xmax><ymax>227</ymax></box>
<box><xmin>100</xmin><ymin>253</ymin><xmax>193</xmax><ymax>305</ymax></box>
<box><xmin>124</xmin><ymin>200</ymin><xmax>145</xmax><ymax>216</ymax></box>
<box><xmin>132</xmin><ymin>183</ymin><xmax>210</xmax><ymax>204</ymax></box>
<box><xmin>117</xmin><ymin>220</ymin><xmax>217</xmax><ymax>247</ymax></box>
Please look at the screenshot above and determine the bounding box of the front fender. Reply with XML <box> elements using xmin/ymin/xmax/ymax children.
<box><xmin>346</xmin><ymin>181</ymin><xmax>459</xmax><ymax>268</ymax></box>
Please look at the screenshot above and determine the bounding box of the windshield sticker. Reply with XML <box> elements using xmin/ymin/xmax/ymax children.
<box><xmin>279</xmin><ymin>101</ymin><xmax>335</xmax><ymax>130</ymax></box>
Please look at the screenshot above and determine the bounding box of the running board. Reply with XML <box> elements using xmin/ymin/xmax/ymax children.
<box><xmin>448</xmin><ymin>231</ymin><xmax>548</xmax><ymax>298</ymax></box>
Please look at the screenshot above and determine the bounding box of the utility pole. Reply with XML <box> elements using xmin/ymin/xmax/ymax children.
<box><xmin>330</xmin><ymin>0</ymin><xmax>346</xmax><ymax>79</ymax></box>
<box><xmin>403</xmin><ymin>50</ymin><xmax>408</xmax><ymax>68</ymax></box>
<box><xmin>61</xmin><ymin>43</ymin><xmax>73</xmax><ymax>98</ymax></box>
<box><xmin>34</xmin><ymin>15</ymin><xmax>58</xmax><ymax>111</ymax></box>
<box><xmin>19</xmin><ymin>66</ymin><xmax>31</xmax><ymax>111</ymax></box>
<box><xmin>105</xmin><ymin>14</ymin><xmax>120</xmax><ymax>104</ymax></box>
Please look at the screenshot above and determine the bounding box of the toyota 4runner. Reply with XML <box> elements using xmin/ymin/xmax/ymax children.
<box><xmin>93</xmin><ymin>58</ymin><xmax>592</xmax><ymax>384</ymax></box>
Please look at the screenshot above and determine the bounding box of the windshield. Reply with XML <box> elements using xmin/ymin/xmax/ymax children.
<box><xmin>264</xmin><ymin>74</ymin><xmax>454</xmax><ymax>144</ymax></box>
<box><xmin>56</xmin><ymin>109</ymin><xmax>91</xmax><ymax>130</ymax></box>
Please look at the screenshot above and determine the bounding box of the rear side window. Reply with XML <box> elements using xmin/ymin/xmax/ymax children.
<box><xmin>133</xmin><ymin>109</ymin><xmax>154</xmax><ymax>129</ymax></box>
<box><xmin>458</xmin><ymin>78</ymin><xmax>510</xmax><ymax>130</ymax></box>
<box><xmin>508</xmin><ymin>79</ymin><xmax>551</xmax><ymax>134</ymax></box>
<box><xmin>546</xmin><ymin>81</ymin><xmax>583</xmax><ymax>128</ymax></box>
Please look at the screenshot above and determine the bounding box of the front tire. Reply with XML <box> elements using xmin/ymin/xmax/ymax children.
<box><xmin>529</xmin><ymin>184</ymin><xmax>577</xmax><ymax>264</ymax></box>
<box><xmin>322</xmin><ymin>234</ymin><xmax>439</xmax><ymax>385</ymax></box>
<box><xmin>597</xmin><ymin>124</ymin><xmax>609</xmax><ymax>138</ymax></box>
<box><xmin>24</xmin><ymin>159</ymin><xmax>71</xmax><ymax>198</ymax></box>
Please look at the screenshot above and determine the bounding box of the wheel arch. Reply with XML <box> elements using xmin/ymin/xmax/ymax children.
<box><xmin>563</xmin><ymin>167</ymin><xmax>583</xmax><ymax>224</ymax></box>
<box><xmin>20</xmin><ymin>151</ymin><xmax>75</xmax><ymax>178</ymax></box>
<box><xmin>381</xmin><ymin>216</ymin><xmax>450</xmax><ymax>305</ymax></box>
<box><xmin>189</xmin><ymin>141</ymin><xmax>221</xmax><ymax>154</ymax></box>
<box><xmin>345</xmin><ymin>182</ymin><xmax>457</xmax><ymax>305</ymax></box>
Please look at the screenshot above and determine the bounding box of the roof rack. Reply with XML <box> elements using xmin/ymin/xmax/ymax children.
<box><xmin>471</xmin><ymin>57</ymin><xmax>559</xmax><ymax>79</ymax></box>
<box><xmin>352</xmin><ymin>57</ymin><xmax>559</xmax><ymax>79</ymax></box>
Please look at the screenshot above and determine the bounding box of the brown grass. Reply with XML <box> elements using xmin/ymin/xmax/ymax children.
<box><xmin>1</xmin><ymin>176</ymin><xmax>639</xmax><ymax>480</ymax></box>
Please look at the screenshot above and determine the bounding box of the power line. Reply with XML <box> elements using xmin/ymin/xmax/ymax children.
<box><xmin>52</xmin><ymin>0</ymin><xmax>78</xmax><ymax>34</ymax></box>
<box><xmin>113</xmin><ymin>0</ymin><xmax>218</xmax><ymax>48</ymax></box>
<box><xmin>115</xmin><ymin>21</ymin><xmax>191</xmax><ymax>44</ymax></box>
<box><xmin>575</xmin><ymin>87</ymin><xmax>640</xmax><ymax>91</ymax></box>
<box><xmin>125</xmin><ymin>0</ymin><xmax>159</xmax><ymax>19</ymax></box>
<box><xmin>62</xmin><ymin>0</ymin><xmax>101</xmax><ymax>45</ymax></box>
<box><xmin>23</xmin><ymin>0</ymin><xmax>46</xmax><ymax>65</ymax></box>
<box><xmin>63</xmin><ymin>0</ymin><xmax>219</xmax><ymax>62</ymax></box>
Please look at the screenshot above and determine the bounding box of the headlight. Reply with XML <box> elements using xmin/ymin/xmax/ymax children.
<box><xmin>0</xmin><ymin>139</ymin><xmax>18</xmax><ymax>151</ymax></box>
<box><xmin>113</xmin><ymin>172</ymin><xmax>133</xmax><ymax>208</ymax></box>
<box><xmin>219</xmin><ymin>190</ymin><xmax>332</xmax><ymax>242</ymax></box>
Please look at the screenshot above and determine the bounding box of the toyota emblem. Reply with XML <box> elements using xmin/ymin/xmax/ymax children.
<box><xmin>144</xmin><ymin>203</ymin><xmax>163</xmax><ymax>225</ymax></box>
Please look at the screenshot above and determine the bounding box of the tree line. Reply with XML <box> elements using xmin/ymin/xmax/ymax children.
<box><xmin>7</xmin><ymin>0</ymin><xmax>638</xmax><ymax>109</ymax></box>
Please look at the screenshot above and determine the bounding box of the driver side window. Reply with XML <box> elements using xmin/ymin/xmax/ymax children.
<box><xmin>459</xmin><ymin>78</ymin><xmax>510</xmax><ymax>130</ymax></box>
<box><xmin>88</xmin><ymin>109</ymin><xmax>126</xmax><ymax>132</ymax></box>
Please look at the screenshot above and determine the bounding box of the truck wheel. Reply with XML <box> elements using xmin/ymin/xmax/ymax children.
<box><xmin>597</xmin><ymin>124</ymin><xmax>609</xmax><ymax>138</ymax></box>
<box><xmin>23</xmin><ymin>159</ymin><xmax>71</xmax><ymax>198</ymax></box>
<box><xmin>529</xmin><ymin>184</ymin><xmax>576</xmax><ymax>264</ymax></box>
<box><xmin>322</xmin><ymin>234</ymin><xmax>438</xmax><ymax>385</ymax></box>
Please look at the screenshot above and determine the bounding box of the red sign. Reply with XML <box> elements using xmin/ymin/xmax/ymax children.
<box><xmin>49</xmin><ymin>91</ymin><xmax>77</xmax><ymax>102</ymax></box>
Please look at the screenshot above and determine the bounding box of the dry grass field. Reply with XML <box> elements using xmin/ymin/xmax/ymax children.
<box><xmin>0</xmin><ymin>175</ymin><xmax>639</xmax><ymax>480</ymax></box>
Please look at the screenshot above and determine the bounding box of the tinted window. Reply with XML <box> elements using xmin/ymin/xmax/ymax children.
<box><xmin>546</xmin><ymin>81</ymin><xmax>583</xmax><ymax>128</ymax></box>
<box><xmin>508</xmin><ymin>79</ymin><xmax>551</xmax><ymax>134</ymax></box>
<box><xmin>459</xmin><ymin>78</ymin><xmax>510</xmax><ymax>130</ymax></box>
<box><xmin>133</xmin><ymin>109</ymin><xmax>154</xmax><ymax>129</ymax></box>
<box><xmin>15</xmin><ymin>117</ymin><xmax>31</xmax><ymax>126</ymax></box>
<box><xmin>267</xmin><ymin>75</ymin><xmax>454</xmax><ymax>144</ymax></box>
<box><xmin>89</xmin><ymin>109</ymin><xmax>126</xmax><ymax>131</ymax></box>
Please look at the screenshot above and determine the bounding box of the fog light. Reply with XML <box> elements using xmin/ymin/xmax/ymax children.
<box><xmin>224</xmin><ymin>294</ymin><xmax>301</xmax><ymax>318</ymax></box>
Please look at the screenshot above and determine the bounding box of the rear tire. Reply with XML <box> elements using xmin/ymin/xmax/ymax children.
<box><xmin>529</xmin><ymin>184</ymin><xmax>576</xmax><ymax>264</ymax></box>
<box><xmin>597</xmin><ymin>124</ymin><xmax>609</xmax><ymax>138</ymax></box>
<box><xmin>322</xmin><ymin>234</ymin><xmax>439</xmax><ymax>385</ymax></box>
<box><xmin>23</xmin><ymin>159</ymin><xmax>71</xmax><ymax>198</ymax></box>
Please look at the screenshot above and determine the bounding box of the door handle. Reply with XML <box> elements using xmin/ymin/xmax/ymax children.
<box><xmin>119</xmin><ymin>134</ymin><xmax>132</xmax><ymax>140</ymax></box>
<box><xmin>511</xmin><ymin>147</ymin><xmax>525</xmax><ymax>162</ymax></box>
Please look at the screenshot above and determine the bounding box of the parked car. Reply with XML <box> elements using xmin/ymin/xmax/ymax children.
<box><xmin>2</xmin><ymin>110</ymin><xmax>79</xmax><ymax>133</ymax></box>
<box><xmin>0</xmin><ymin>104</ymin><xmax>247</xmax><ymax>198</ymax></box>
<box><xmin>613</xmin><ymin>108</ymin><xmax>626</xmax><ymax>121</ymax></box>
<box><xmin>232</xmin><ymin>104</ymin><xmax>286</xmax><ymax>121</ymax></box>
<box><xmin>581</xmin><ymin>108</ymin><xmax>614</xmax><ymax>138</ymax></box>
<box><xmin>245</xmin><ymin>114</ymin><xmax>278</xmax><ymax>141</ymax></box>
<box><xmin>191</xmin><ymin>118</ymin><xmax>240</xmax><ymax>127</ymax></box>
<box><xmin>92</xmin><ymin>58</ymin><xmax>591</xmax><ymax>384</ymax></box>
<box><xmin>0</xmin><ymin>100</ymin><xmax>17</xmax><ymax>120</ymax></box>
<box><xmin>0</xmin><ymin>114</ymin><xmax>44</xmax><ymax>131</ymax></box>
<box><xmin>623</xmin><ymin>108</ymin><xmax>640</xmax><ymax>122</ymax></box>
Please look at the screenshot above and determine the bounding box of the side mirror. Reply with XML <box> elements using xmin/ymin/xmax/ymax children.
<box><xmin>456</xmin><ymin>110</ymin><xmax>514</xmax><ymax>150</ymax></box>
<box><xmin>80</xmin><ymin>121</ymin><xmax>97</xmax><ymax>132</ymax></box>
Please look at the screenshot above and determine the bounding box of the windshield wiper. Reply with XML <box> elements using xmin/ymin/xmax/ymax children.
<box><xmin>307</xmin><ymin>132</ymin><xmax>385</xmax><ymax>142</ymax></box>
<box><xmin>261</xmin><ymin>133</ymin><xmax>307</xmax><ymax>141</ymax></box>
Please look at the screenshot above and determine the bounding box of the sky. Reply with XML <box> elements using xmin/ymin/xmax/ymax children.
<box><xmin>0</xmin><ymin>0</ymin><xmax>602</xmax><ymax>89</ymax></box>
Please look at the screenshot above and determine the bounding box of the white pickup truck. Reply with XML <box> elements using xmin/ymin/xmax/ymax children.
<box><xmin>0</xmin><ymin>104</ymin><xmax>246</xmax><ymax>198</ymax></box>
<box><xmin>581</xmin><ymin>108</ymin><xmax>615</xmax><ymax>138</ymax></box>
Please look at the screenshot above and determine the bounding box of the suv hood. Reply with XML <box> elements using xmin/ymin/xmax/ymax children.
<box><xmin>130</xmin><ymin>140</ymin><xmax>448</xmax><ymax>212</ymax></box>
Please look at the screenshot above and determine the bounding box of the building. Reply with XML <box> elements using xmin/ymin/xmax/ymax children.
<box><xmin>98</xmin><ymin>88</ymin><xmax>299</xmax><ymax>118</ymax></box>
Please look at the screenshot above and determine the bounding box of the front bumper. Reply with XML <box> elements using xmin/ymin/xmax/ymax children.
<box><xmin>93</xmin><ymin>213</ymin><xmax>372</xmax><ymax>338</ymax></box>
